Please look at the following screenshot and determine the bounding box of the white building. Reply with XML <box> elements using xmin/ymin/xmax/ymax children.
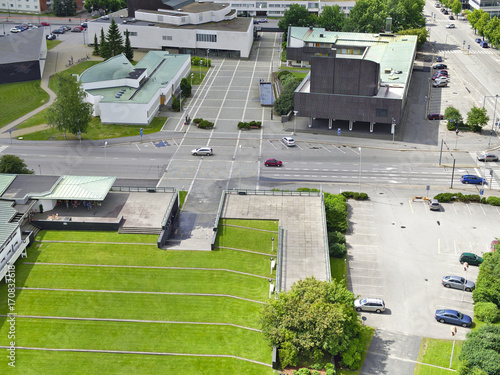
<box><xmin>88</xmin><ymin>1</ymin><xmax>254</xmax><ymax>59</ymax></box>
<box><xmin>469</xmin><ymin>0</ymin><xmax>500</xmax><ymax>16</ymax></box>
<box><xmin>80</xmin><ymin>52</ymin><xmax>191</xmax><ymax>125</ymax></box>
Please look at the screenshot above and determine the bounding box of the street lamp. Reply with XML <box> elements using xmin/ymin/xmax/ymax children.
<box><xmin>391</xmin><ymin>118</ymin><xmax>396</xmax><ymax>143</ymax></box>
<box><xmin>358</xmin><ymin>147</ymin><xmax>362</xmax><ymax>193</ymax></box>
<box><xmin>199</xmin><ymin>60</ymin><xmax>202</xmax><ymax>79</ymax></box>
<box><xmin>104</xmin><ymin>141</ymin><xmax>108</xmax><ymax>175</ymax></box>
<box><xmin>488</xmin><ymin>95</ymin><xmax>499</xmax><ymax>147</ymax></box>
<box><xmin>179</xmin><ymin>89</ymin><xmax>183</xmax><ymax>111</ymax></box>
<box><xmin>191</xmin><ymin>73</ymin><xmax>194</xmax><ymax>87</ymax></box>
<box><xmin>293</xmin><ymin>110</ymin><xmax>298</xmax><ymax>135</ymax></box>
<box><xmin>206</xmin><ymin>49</ymin><xmax>210</xmax><ymax>67</ymax></box>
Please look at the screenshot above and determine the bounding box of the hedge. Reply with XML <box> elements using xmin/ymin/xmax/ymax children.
<box><xmin>474</xmin><ymin>302</ymin><xmax>500</xmax><ymax>323</ymax></box>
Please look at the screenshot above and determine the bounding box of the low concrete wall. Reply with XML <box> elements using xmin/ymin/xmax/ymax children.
<box><xmin>32</xmin><ymin>217</ymin><xmax>122</xmax><ymax>231</ymax></box>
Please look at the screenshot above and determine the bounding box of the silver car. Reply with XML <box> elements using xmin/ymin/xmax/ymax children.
<box><xmin>477</xmin><ymin>153</ymin><xmax>498</xmax><ymax>162</ymax></box>
<box><xmin>442</xmin><ymin>276</ymin><xmax>475</xmax><ymax>292</ymax></box>
<box><xmin>191</xmin><ymin>147</ymin><xmax>213</xmax><ymax>156</ymax></box>
<box><xmin>282</xmin><ymin>137</ymin><xmax>295</xmax><ymax>147</ymax></box>
<box><xmin>354</xmin><ymin>298</ymin><xmax>385</xmax><ymax>313</ymax></box>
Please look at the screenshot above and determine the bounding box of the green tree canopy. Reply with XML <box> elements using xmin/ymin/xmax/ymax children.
<box><xmin>180</xmin><ymin>78</ymin><xmax>192</xmax><ymax>97</ymax></box>
<box><xmin>387</xmin><ymin>0</ymin><xmax>425</xmax><ymax>31</ymax></box>
<box><xmin>476</xmin><ymin>12</ymin><xmax>491</xmax><ymax>37</ymax></box>
<box><xmin>444</xmin><ymin>106</ymin><xmax>463</xmax><ymax>125</ymax></box>
<box><xmin>52</xmin><ymin>0</ymin><xmax>76</xmax><ymax>17</ymax></box>
<box><xmin>473</xmin><ymin>250</ymin><xmax>500</xmax><ymax>307</ymax></box>
<box><xmin>84</xmin><ymin>0</ymin><xmax>125</xmax><ymax>13</ymax></box>
<box><xmin>0</xmin><ymin>155</ymin><xmax>34</xmax><ymax>174</ymax></box>
<box><xmin>451</xmin><ymin>0</ymin><xmax>462</xmax><ymax>15</ymax></box>
<box><xmin>103</xmin><ymin>19</ymin><xmax>124</xmax><ymax>59</ymax></box>
<box><xmin>124</xmin><ymin>30</ymin><xmax>134</xmax><ymax>61</ymax></box>
<box><xmin>260</xmin><ymin>277</ymin><xmax>364</xmax><ymax>369</ymax></box>
<box><xmin>317</xmin><ymin>5</ymin><xmax>345</xmax><ymax>31</ymax></box>
<box><xmin>467</xmin><ymin>106</ymin><xmax>489</xmax><ymax>131</ymax></box>
<box><xmin>459</xmin><ymin>324</ymin><xmax>500</xmax><ymax>375</ymax></box>
<box><xmin>278</xmin><ymin>4</ymin><xmax>316</xmax><ymax>30</ymax></box>
<box><xmin>483</xmin><ymin>17</ymin><xmax>500</xmax><ymax>47</ymax></box>
<box><xmin>397</xmin><ymin>27</ymin><xmax>428</xmax><ymax>49</ymax></box>
<box><xmin>46</xmin><ymin>75</ymin><xmax>93</xmax><ymax>139</ymax></box>
<box><xmin>342</xmin><ymin>0</ymin><xmax>388</xmax><ymax>33</ymax></box>
<box><xmin>467</xmin><ymin>9</ymin><xmax>485</xmax><ymax>32</ymax></box>
<box><xmin>99</xmin><ymin>28</ymin><xmax>109</xmax><ymax>60</ymax></box>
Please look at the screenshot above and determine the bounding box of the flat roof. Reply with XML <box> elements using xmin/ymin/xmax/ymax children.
<box><xmin>0</xmin><ymin>27</ymin><xmax>44</xmax><ymax>64</ymax></box>
<box><xmin>0</xmin><ymin>201</ymin><xmax>18</xmax><ymax>246</ymax></box>
<box><xmin>0</xmin><ymin>174</ymin><xmax>16</xmax><ymax>196</ymax></box>
<box><xmin>1</xmin><ymin>175</ymin><xmax>61</xmax><ymax>200</ymax></box>
<box><xmin>31</xmin><ymin>176</ymin><xmax>116</xmax><ymax>201</ymax></box>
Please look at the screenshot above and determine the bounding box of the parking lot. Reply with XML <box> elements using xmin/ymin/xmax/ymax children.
<box><xmin>346</xmin><ymin>194</ymin><xmax>497</xmax><ymax>340</ymax></box>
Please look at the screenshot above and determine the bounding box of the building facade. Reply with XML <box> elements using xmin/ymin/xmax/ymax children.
<box><xmin>469</xmin><ymin>0</ymin><xmax>500</xmax><ymax>16</ymax></box>
<box><xmin>0</xmin><ymin>0</ymin><xmax>83</xmax><ymax>14</ymax></box>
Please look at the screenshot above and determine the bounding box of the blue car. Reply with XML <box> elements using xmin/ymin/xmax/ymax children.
<box><xmin>461</xmin><ymin>175</ymin><xmax>485</xmax><ymax>184</ymax></box>
<box><xmin>435</xmin><ymin>309</ymin><xmax>472</xmax><ymax>327</ymax></box>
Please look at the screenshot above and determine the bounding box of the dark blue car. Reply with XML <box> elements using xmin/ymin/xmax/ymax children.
<box><xmin>435</xmin><ymin>309</ymin><xmax>472</xmax><ymax>327</ymax></box>
<box><xmin>461</xmin><ymin>175</ymin><xmax>485</xmax><ymax>184</ymax></box>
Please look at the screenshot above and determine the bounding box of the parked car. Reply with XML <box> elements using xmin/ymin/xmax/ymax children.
<box><xmin>433</xmin><ymin>63</ymin><xmax>447</xmax><ymax>69</ymax></box>
<box><xmin>354</xmin><ymin>298</ymin><xmax>386</xmax><ymax>313</ymax></box>
<box><xmin>443</xmin><ymin>10</ymin><xmax>449</xmax><ymax>14</ymax></box>
<box><xmin>436</xmin><ymin>56</ymin><xmax>443</xmax><ymax>62</ymax></box>
<box><xmin>435</xmin><ymin>309</ymin><xmax>472</xmax><ymax>327</ymax></box>
<box><xmin>52</xmin><ymin>28</ymin><xmax>65</xmax><ymax>34</ymax></box>
<box><xmin>429</xmin><ymin>199</ymin><xmax>441</xmax><ymax>211</ymax></box>
<box><xmin>428</xmin><ymin>113</ymin><xmax>444</xmax><ymax>120</ymax></box>
<box><xmin>101</xmin><ymin>15</ymin><xmax>109</xmax><ymax>20</ymax></box>
<box><xmin>446</xmin><ymin>23</ymin><xmax>455</xmax><ymax>28</ymax></box>
<box><xmin>61</xmin><ymin>25</ymin><xmax>72</xmax><ymax>31</ymax></box>
<box><xmin>460</xmin><ymin>174</ymin><xmax>485</xmax><ymax>184</ymax></box>
<box><xmin>442</xmin><ymin>276</ymin><xmax>475</xmax><ymax>291</ymax></box>
<box><xmin>40</xmin><ymin>21</ymin><xmax>50</xmax><ymax>26</ymax></box>
<box><xmin>81</xmin><ymin>22</ymin><xmax>88</xmax><ymax>28</ymax></box>
<box><xmin>71</xmin><ymin>27</ymin><xmax>83</xmax><ymax>32</ymax></box>
<box><xmin>433</xmin><ymin>74</ymin><xmax>448</xmax><ymax>81</ymax></box>
<box><xmin>10</xmin><ymin>27</ymin><xmax>21</xmax><ymax>33</ymax></box>
<box><xmin>475</xmin><ymin>38</ymin><xmax>482</xmax><ymax>43</ymax></box>
<box><xmin>449</xmin><ymin>15</ymin><xmax>455</xmax><ymax>20</ymax></box>
<box><xmin>258</xmin><ymin>18</ymin><xmax>268</xmax><ymax>23</ymax></box>
<box><xmin>459</xmin><ymin>252</ymin><xmax>483</xmax><ymax>266</ymax></box>
<box><xmin>46</xmin><ymin>34</ymin><xmax>56</xmax><ymax>40</ymax></box>
<box><xmin>282</xmin><ymin>137</ymin><xmax>295</xmax><ymax>147</ymax></box>
<box><xmin>477</xmin><ymin>153</ymin><xmax>498</xmax><ymax>162</ymax></box>
<box><xmin>480</xmin><ymin>41</ymin><xmax>488</xmax><ymax>48</ymax></box>
<box><xmin>191</xmin><ymin>147</ymin><xmax>213</xmax><ymax>156</ymax></box>
<box><xmin>433</xmin><ymin>80</ymin><xmax>447</xmax><ymax>87</ymax></box>
<box><xmin>264</xmin><ymin>158</ymin><xmax>282</xmax><ymax>167</ymax></box>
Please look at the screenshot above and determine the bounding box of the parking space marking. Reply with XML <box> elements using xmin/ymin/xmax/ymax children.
<box><xmin>267</xmin><ymin>140</ymin><xmax>278</xmax><ymax>149</ymax></box>
<box><xmin>295</xmin><ymin>144</ymin><xmax>303</xmax><ymax>150</ymax></box>
<box><xmin>320</xmin><ymin>145</ymin><xmax>331</xmax><ymax>152</ymax></box>
<box><xmin>438</xmin><ymin>238</ymin><xmax>440</xmax><ymax>254</ymax></box>
<box><xmin>330</xmin><ymin>144</ymin><xmax>346</xmax><ymax>153</ymax></box>
<box><xmin>436</xmin><ymin>305</ymin><xmax>474</xmax><ymax>314</ymax></box>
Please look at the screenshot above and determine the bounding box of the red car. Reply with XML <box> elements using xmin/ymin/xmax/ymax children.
<box><xmin>428</xmin><ymin>113</ymin><xmax>444</xmax><ymax>120</ymax></box>
<box><xmin>264</xmin><ymin>158</ymin><xmax>283</xmax><ymax>167</ymax></box>
<box><xmin>40</xmin><ymin>21</ymin><xmax>50</xmax><ymax>26</ymax></box>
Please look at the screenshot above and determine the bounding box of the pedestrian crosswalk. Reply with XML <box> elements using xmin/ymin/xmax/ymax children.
<box><xmin>468</xmin><ymin>151</ymin><xmax>500</xmax><ymax>189</ymax></box>
<box><xmin>437</xmin><ymin>49</ymin><xmax>497</xmax><ymax>55</ymax></box>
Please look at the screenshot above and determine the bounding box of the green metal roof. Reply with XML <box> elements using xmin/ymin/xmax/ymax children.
<box><xmin>83</xmin><ymin>51</ymin><xmax>190</xmax><ymax>104</ymax></box>
<box><xmin>0</xmin><ymin>200</ymin><xmax>18</xmax><ymax>247</ymax></box>
<box><xmin>0</xmin><ymin>174</ymin><xmax>16</xmax><ymax>196</ymax></box>
<box><xmin>80</xmin><ymin>54</ymin><xmax>135</xmax><ymax>83</ymax></box>
<box><xmin>32</xmin><ymin>176</ymin><xmax>116</xmax><ymax>201</ymax></box>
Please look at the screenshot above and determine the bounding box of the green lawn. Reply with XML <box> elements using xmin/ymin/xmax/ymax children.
<box><xmin>215</xmin><ymin>225</ymin><xmax>278</xmax><ymax>253</ymax></box>
<box><xmin>37</xmin><ymin>230</ymin><xmax>157</xmax><ymax>243</ymax></box>
<box><xmin>0</xmin><ymin>319</ymin><xmax>271</xmax><ymax>363</ymax></box>
<box><xmin>0</xmin><ymin>80</ymin><xmax>49</xmax><ymax>128</ymax></box>
<box><xmin>221</xmin><ymin>219</ymin><xmax>279</xmax><ymax>231</ymax></box>
<box><xmin>414</xmin><ymin>338</ymin><xmax>463</xmax><ymax>374</ymax></box>
<box><xmin>46</xmin><ymin>39</ymin><xmax>62</xmax><ymax>50</ymax></box>
<box><xmin>0</xmin><ymin>350</ymin><xmax>274</xmax><ymax>374</ymax></box>
<box><xmin>330</xmin><ymin>256</ymin><xmax>347</xmax><ymax>283</ymax></box>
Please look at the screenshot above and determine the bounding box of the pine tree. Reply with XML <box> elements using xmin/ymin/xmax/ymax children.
<box><xmin>106</xmin><ymin>19</ymin><xmax>124</xmax><ymax>58</ymax></box>
<box><xmin>93</xmin><ymin>34</ymin><xmax>100</xmax><ymax>56</ymax></box>
<box><xmin>124</xmin><ymin>30</ymin><xmax>134</xmax><ymax>62</ymax></box>
<box><xmin>99</xmin><ymin>28</ymin><xmax>109</xmax><ymax>59</ymax></box>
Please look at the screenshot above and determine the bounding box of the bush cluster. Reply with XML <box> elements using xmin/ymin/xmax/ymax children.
<box><xmin>192</xmin><ymin>118</ymin><xmax>214</xmax><ymax>129</ymax></box>
<box><xmin>191</xmin><ymin>56</ymin><xmax>211</xmax><ymax>67</ymax></box>
<box><xmin>274</xmin><ymin>71</ymin><xmax>301</xmax><ymax>115</ymax></box>
<box><xmin>472</xmin><ymin>250</ymin><xmax>500</xmax><ymax>324</ymax></box>
<box><xmin>237</xmin><ymin>121</ymin><xmax>262</xmax><ymax>129</ymax></box>
<box><xmin>341</xmin><ymin>191</ymin><xmax>369</xmax><ymax>200</ymax></box>
<box><xmin>474</xmin><ymin>302</ymin><xmax>500</xmax><ymax>323</ymax></box>
<box><xmin>433</xmin><ymin>193</ymin><xmax>489</xmax><ymax>204</ymax></box>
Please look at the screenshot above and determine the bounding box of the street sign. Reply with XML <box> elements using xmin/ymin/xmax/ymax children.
<box><xmin>426</xmin><ymin>185</ymin><xmax>430</xmax><ymax>191</ymax></box>
<box><xmin>468</xmin><ymin>45</ymin><xmax>470</xmax><ymax>50</ymax></box>
<box><xmin>337</xmin><ymin>128</ymin><xmax>341</xmax><ymax>136</ymax></box>
<box><xmin>140</xmin><ymin>128</ymin><xmax>143</xmax><ymax>137</ymax></box>
<box><xmin>490</xmin><ymin>169</ymin><xmax>494</xmax><ymax>176</ymax></box>
<box><xmin>480</xmin><ymin>189</ymin><xmax>484</xmax><ymax>196</ymax></box>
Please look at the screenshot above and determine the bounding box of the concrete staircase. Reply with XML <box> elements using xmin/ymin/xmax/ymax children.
<box><xmin>118</xmin><ymin>226</ymin><xmax>162</xmax><ymax>235</ymax></box>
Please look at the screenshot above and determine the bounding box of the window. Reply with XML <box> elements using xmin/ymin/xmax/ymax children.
<box><xmin>196</xmin><ymin>33</ymin><xmax>217</xmax><ymax>43</ymax></box>
<box><xmin>376</xmin><ymin>109</ymin><xmax>388</xmax><ymax>117</ymax></box>
<box><xmin>125</xmin><ymin>31</ymin><xmax>137</xmax><ymax>36</ymax></box>
<box><xmin>162</xmin><ymin>35</ymin><xmax>172</xmax><ymax>40</ymax></box>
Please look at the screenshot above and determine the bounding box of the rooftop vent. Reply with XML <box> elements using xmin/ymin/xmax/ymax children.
<box><xmin>320</xmin><ymin>33</ymin><xmax>323</xmax><ymax>37</ymax></box>
<box><xmin>309</xmin><ymin>26</ymin><xmax>313</xmax><ymax>30</ymax></box>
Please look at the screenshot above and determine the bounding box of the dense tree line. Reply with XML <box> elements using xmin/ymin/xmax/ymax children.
<box><xmin>95</xmin><ymin>20</ymin><xmax>134</xmax><ymax>61</ymax></box>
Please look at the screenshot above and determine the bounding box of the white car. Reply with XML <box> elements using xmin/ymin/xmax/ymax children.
<box><xmin>446</xmin><ymin>24</ymin><xmax>455</xmax><ymax>29</ymax></box>
<box><xmin>191</xmin><ymin>147</ymin><xmax>213</xmax><ymax>156</ymax></box>
<box><xmin>434</xmin><ymin>77</ymin><xmax>448</xmax><ymax>85</ymax></box>
<box><xmin>282</xmin><ymin>136</ymin><xmax>295</xmax><ymax>147</ymax></box>
<box><xmin>477</xmin><ymin>152</ymin><xmax>498</xmax><ymax>162</ymax></box>
<box><xmin>10</xmin><ymin>27</ymin><xmax>21</xmax><ymax>33</ymax></box>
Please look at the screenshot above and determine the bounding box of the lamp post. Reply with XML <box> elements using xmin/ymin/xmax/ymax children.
<box><xmin>391</xmin><ymin>118</ymin><xmax>396</xmax><ymax>143</ymax></box>
<box><xmin>488</xmin><ymin>95</ymin><xmax>499</xmax><ymax>147</ymax></box>
<box><xmin>199</xmin><ymin>60</ymin><xmax>202</xmax><ymax>79</ymax></box>
<box><xmin>358</xmin><ymin>147</ymin><xmax>362</xmax><ymax>193</ymax></box>
<box><xmin>191</xmin><ymin>73</ymin><xmax>194</xmax><ymax>87</ymax></box>
<box><xmin>293</xmin><ymin>110</ymin><xmax>298</xmax><ymax>135</ymax></box>
<box><xmin>206</xmin><ymin>49</ymin><xmax>210</xmax><ymax>67</ymax></box>
<box><xmin>38</xmin><ymin>165</ymin><xmax>42</xmax><ymax>175</ymax></box>
<box><xmin>179</xmin><ymin>89</ymin><xmax>183</xmax><ymax>111</ymax></box>
<box><xmin>104</xmin><ymin>141</ymin><xmax>108</xmax><ymax>175</ymax></box>
<box><xmin>271</xmin><ymin>237</ymin><xmax>274</xmax><ymax>252</ymax></box>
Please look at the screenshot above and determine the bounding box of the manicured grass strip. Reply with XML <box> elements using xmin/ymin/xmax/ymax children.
<box><xmin>220</xmin><ymin>219</ymin><xmax>279</xmax><ymax>231</ymax></box>
<box><xmin>15</xmin><ymin>265</ymin><xmax>269</xmax><ymax>301</ymax></box>
<box><xmin>215</xmin><ymin>226</ymin><xmax>277</xmax><ymax>253</ymax></box>
<box><xmin>36</xmin><ymin>230</ymin><xmax>157</xmax><ymax>244</ymax></box>
<box><xmin>0</xmin><ymin>81</ymin><xmax>49</xmax><ymax>128</ymax></box>
<box><xmin>331</xmin><ymin>256</ymin><xmax>347</xmax><ymax>284</ymax></box>
<box><xmin>414</xmin><ymin>338</ymin><xmax>462</xmax><ymax>374</ymax></box>
<box><xmin>0</xmin><ymin>290</ymin><xmax>262</xmax><ymax>328</ymax></box>
<box><xmin>46</xmin><ymin>40</ymin><xmax>62</xmax><ymax>50</ymax></box>
<box><xmin>24</xmin><ymin>243</ymin><xmax>273</xmax><ymax>277</ymax></box>
<box><xmin>0</xmin><ymin>350</ymin><xmax>275</xmax><ymax>375</ymax></box>
<box><xmin>0</xmin><ymin>319</ymin><xmax>272</xmax><ymax>363</ymax></box>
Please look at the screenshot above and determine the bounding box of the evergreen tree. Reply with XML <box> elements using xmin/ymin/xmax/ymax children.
<box><xmin>180</xmin><ymin>78</ymin><xmax>192</xmax><ymax>97</ymax></box>
<box><xmin>93</xmin><ymin>34</ymin><xmax>100</xmax><ymax>56</ymax></box>
<box><xmin>106</xmin><ymin>19</ymin><xmax>124</xmax><ymax>58</ymax></box>
<box><xmin>99</xmin><ymin>28</ymin><xmax>109</xmax><ymax>59</ymax></box>
<box><xmin>124</xmin><ymin>30</ymin><xmax>134</xmax><ymax>61</ymax></box>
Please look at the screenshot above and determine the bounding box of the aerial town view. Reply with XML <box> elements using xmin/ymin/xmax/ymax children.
<box><xmin>1</xmin><ymin>0</ymin><xmax>500</xmax><ymax>373</ymax></box>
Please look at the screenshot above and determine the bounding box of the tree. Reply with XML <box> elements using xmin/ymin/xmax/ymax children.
<box><xmin>386</xmin><ymin>0</ymin><xmax>425</xmax><ymax>31</ymax></box>
<box><xmin>398</xmin><ymin>28</ymin><xmax>428</xmax><ymax>49</ymax></box>
<box><xmin>84</xmin><ymin>0</ymin><xmax>124</xmax><ymax>13</ymax></box>
<box><xmin>476</xmin><ymin>12</ymin><xmax>491</xmax><ymax>37</ymax></box>
<box><xmin>473</xmin><ymin>251</ymin><xmax>500</xmax><ymax>307</ymax></box>
<box><xmin>451</xmin><ymin>0</ymin><xmax>462</xmax><ymax>16</ymax></box>
<box><xmin>124</xmin><ymin>30</ymin><xmax>134</xmax><ymax>61</ymax></box>
<box><xmin>260</xmin><ymin>277</ymin><xmax>364</xmax><ymax>369</ymax></box>
<box><xmin>459</xmin><ymin>324</ymin><xmax>500</xmax><ymax>375</ymax></box>
<box><xmin>180</xmin><ymin>78</ymin><xmax>192</xmax><ymax>97</ymax></box>
<box><xmin>46</xmin><ymin>75</ymin><xmax>93</xmax><ymax>139</ymax></box>
<box><xmin>0</xmin><ymin>155</ymin><xmax>34</xmax><ymax>174</ymax></box>
<box><xmin>467</xmin><ymin>106</ymin><xmax>489</xmax><ymax>132</ymax></box>
<box><xmin>52</xmin><ymin>0</ymin><xmax>76</xmax><ymax>17</ymax></box>
<box><xmin>99</xmin><ymin>28</ymin><xmax>109</xmax><ymax>59</ymax></box>
<box><xmin>483</xmin><ymin>17</ymin><xmax>500</xmax><ymax>47</ymax></box>
<box><xmin>278</xmin><ymin>4</ymin><xmax>316</xmax><ymax>31</ymax></box>
<box><xmin>317</xmin><ymin>5</ymin><xmax>345</xmax><ymax>31</ymax></box>
<box><xmin>104</xmin><ymin>19</ymin><xmax>124</xmax><ymax>58</ymax></box>
<box><xmin>93</xmin><ymin>34</ymin><xmax>100</xmax><ymax>56</ymax></box>
<box><xmin>467</xmin><ymin>9</ymin><xmax>485</xmax><ymax>33</ymax></box>
<box><xmin>342</xmin><ymin>0</ymin><xmax>387</xmax><ymax>33</ymax></box>
<box><xmin>444</xmin><ymin>106</ymin><xmax>463</xmax><ymax>126</ymax></box>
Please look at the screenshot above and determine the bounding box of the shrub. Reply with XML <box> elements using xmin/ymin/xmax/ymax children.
<box><xmin>198</xmin><ymin>120</ymin><xmax>214</xmax><ymax>129</ymax></box>
<box><xmin>238</xmin><ymin>122</ymin><xmax>250</xmax><ymax>129</ymax></box>
<box><xmin>172</xmin><ymin>95</ymin><xmax>180</xmax><ymax>111</ymax></box>
<box><xmin>326</xmin><ymin>370</ymin><xmax>336</xmax><ymax>375</ymax></box>
<box><xmin>180</xmin><ymin>78</ymin><xmax>192</xmax><ymax>97</ymax></box>
<box><xmin>277</xmin><ymin>70</ymin><xmax>292</xmax><ymax>80</ymax></box>
<box><xmin>39</xmin><ymin>204</ymin><xmax>44</xmax><ymax>213</ymax></box>
<box><xmin>481</xmin><ymin>197</ymin><xmax>487</xmax><ymax>204</ymax></box>
<box><xmin>310</xmin><ymin>363</ymin><xmax>323</xmax><ymax>370</ymax></box>
<box><xmin>312</xmin><ymin>371</ymin><xmax>320</xmax><ymax>375</ymax></box>
<box><xmin>474</xmin><ymin>302</ymin><xmax>500</xmax><ymax>323</ymax></box>
<box><xmin>487</xmin><ymin>196</ymin><xmax>500</xmax><ymax>206</ymax></box>
<box><xmin>329</xmin><ymin>231</ymin><xmax>346</xmax><ymax>245</ymax></box>
<box><xmin>193</xmin><ymin>118</ymin><xmax>203</xmax><ymax>124</ymax></box>
<box><xmin>297</xmin><ymin>188</ymin><xmax>320</xmax><ymax>192</ymax></box>
<box><xmin>469</xmin><ymin>124</ymin><xmax>482</xmax><ymax>133</ymax></box>
<box><xmin>341</xmin><ymin>191</ymin><xmax>369</xmax><ymax>200</ymax></box>
<box><xmin>324</xmin><ymin>193</ymin><xmax>348</xmax><ymax>233</ymax></box>
<box><xmin>465</xmin><ymin>194</ymin><xmax>481</xmax><ymax>202</ymax></box>
<box><xmin>297</xmin><ymin>368</ymin><xmax>311</xmax><ymax>375</ymax></box>
<box><xmin>329</xmin><ymin>242</ymin><xmax>346</xmax><ymax>258</ymax></box>
<box><xmin>434</xmin><ymin>193</ymin><xmax>455</xmax><ymax>203</ymax></box>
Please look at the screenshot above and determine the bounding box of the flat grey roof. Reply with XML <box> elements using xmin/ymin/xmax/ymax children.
<box><xmin>0</xmin><ymin>200</ymin><xmax>18</xmax><ymax>246</ymax></box>
<box><xmin>1</xmin><ymin>175</ymin><xmax>60</xmax><ymax>200</ymax></box>
<box><xmin>0</xmin><ymin>27</ymin><xmax>44</xmax><ymax>64</ymax></box>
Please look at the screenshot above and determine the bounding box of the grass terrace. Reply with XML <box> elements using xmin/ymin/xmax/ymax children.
<box><xmin>0</xmin><ymin>222</ymin><xmax>277</xmax><ymax>374</ymax></box>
